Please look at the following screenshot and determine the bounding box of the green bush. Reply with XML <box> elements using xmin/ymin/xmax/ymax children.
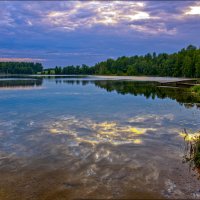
<box><xmin>191</xmin><ymin>85</ymin><xmax>200</xmax><ymax>95</ymax></box>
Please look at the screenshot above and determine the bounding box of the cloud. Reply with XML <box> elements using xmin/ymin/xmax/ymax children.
<box><xmin>0</xmin><ymin>3</ymin><xmax>15</xmax><ymax>28</ymax></box>
<box><xmin>184</xmin><ymin>2</ymin><xmax>200</xmax><ymax>15</ymax></box>
<box><xmin>129</xmin><ymin>23</ymin><xmax>177</xmax><ymax>35</ymax></box>
<box><xmin>0</xmin><ymin>58</ymin><xmax>45</xmax><ymax>62</ymax></box>
<box><xmin>0</xmin><ymin>1</ymin><xmax>199</xmax><ymax>67</ymax></box>
<box><xmin>185</xmin><ymin>6</ymin><xmax>200</xmax><ymax>15</ymax></box>
<box><xmin>45</xmin><ymin>1</ymin><xmax>157</xmax><ymax>32</ymax></box>
<box><xmin>1</xmin><ymin>1</ymin><xmax>199</xmax><ymax>35</ymax></box>
<box><xmin>0</xmin><ymin>1</ymin><xmax>168</xmax><ymax>35</ymax></box>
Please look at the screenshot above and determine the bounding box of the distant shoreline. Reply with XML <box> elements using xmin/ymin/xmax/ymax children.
<box><xmin>1</xmin><ymin>74</ymin><xmax>197</xmax><ymax>84</ymax></box>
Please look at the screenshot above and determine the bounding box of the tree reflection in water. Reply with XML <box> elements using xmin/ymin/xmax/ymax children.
<box><xmin>54</xmin><ymin>79</ymin><xmax>200</xmax><ymax>109</ymax></box>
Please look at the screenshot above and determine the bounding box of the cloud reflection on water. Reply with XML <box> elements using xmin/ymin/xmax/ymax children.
<box><xmin>1</xmin><ymin>113</ymin><xmax>200</xmax><ymax>199</ymax></box>
<box><xmin>48</xmin><ymin>116</ymin><xmax>158</xmax><ymax>146</ymax></box>
<box><xmin>46</xmin><ymin>113</ymin><xmax>200</xmax><ymax>148</ymax></box>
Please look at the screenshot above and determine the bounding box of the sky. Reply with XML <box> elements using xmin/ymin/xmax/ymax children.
<box><xmin>0</xmin><ymin>1</ymin><xmax>200</xmax><ymax>67</ymax></box>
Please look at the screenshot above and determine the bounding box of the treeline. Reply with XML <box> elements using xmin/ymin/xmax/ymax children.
<box><xmin>0</xmin><ymin>62</ymin><xmax>43</xmax><ymax>74</ymax></box>
<box><xmin>44</xmin><ymin>45</ymin><xmax>200</xmax><ymax>78</ymax></box>
<box><xmin>1</xmin><ymin>45</ymin><xmax>200</xmax><ymax>77</ymax></box>
<box><xmin>93</xmin><ymin>45</ymin><xmax>200</xmax><ymax>77</ymax></box>
<box><xmin>43</xmin><ymin>64</ymin><xmax>94</xmax><ymax>75</ymax></box>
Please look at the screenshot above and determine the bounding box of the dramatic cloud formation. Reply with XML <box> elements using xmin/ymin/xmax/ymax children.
<box><xmin>46</xmin><ymin>2</ymin><xmax>152</xmax><ymax>30</ymax></box>
<box><xmin>185</xmin><ymin>5</ymin><xmax>200</xmax><ymax>15</ymax></box>
<box><xmin>0</xmin><ymin>1</ymin><xmax>199</xmax><ymax>67</ymax></box>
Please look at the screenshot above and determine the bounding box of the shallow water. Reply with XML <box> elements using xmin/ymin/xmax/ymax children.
<box><xmin>0</xmin><ymin>76</ymin><xmax>200</xmax><ymax>199</ymax></box>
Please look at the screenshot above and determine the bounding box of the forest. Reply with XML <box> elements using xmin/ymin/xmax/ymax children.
<box><xmin>44</xmin><ymin>45</ymin><xmax>200</xmax><ymax>78</ymax></box>
<box><xmin>0</xmin><ymin>45</ymin><xmax>200</xmax><ymax>77</ymax></box>
<box><xmin>0</xmin><ymin>62</ymin><xmax>43</xmax><ymax>74</ymax></box>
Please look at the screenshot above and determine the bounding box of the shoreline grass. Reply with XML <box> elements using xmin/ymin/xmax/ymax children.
<box><xmin>183</xmin><ymin>129</ymin><xmax>200</xmax><ymax>168</ymax></box>
<box><xmin>191</xmin><ymin>85</ymin><xmax>200</xmax><ymax>96</ymax></box>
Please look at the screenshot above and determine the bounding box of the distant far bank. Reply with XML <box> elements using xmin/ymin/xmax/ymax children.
<box><xmin>3</xmin><ymin>74</ymin><xmax>198</xmax><ymax>84</ymax></box>
<box><xmin>0</xmin><ymin>44</ymin><xmax>200</xmax><ymax>78</ymax></box>
<box><xmin>89</xmin><ymin>75</ymin><xmax>197</xmax><ymax>83</ymax></box>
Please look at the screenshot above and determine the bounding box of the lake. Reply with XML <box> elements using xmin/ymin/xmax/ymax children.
<box><xmin>0</xmin><ymin>75</ymin><xmax>200</xmax><ymax>199</ymax></box>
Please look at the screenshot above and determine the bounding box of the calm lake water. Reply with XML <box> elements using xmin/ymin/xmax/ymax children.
<box><xmin>0</xmin><ymin>76</ymin><xmax>200</xmax><ymax>199</ymax></box>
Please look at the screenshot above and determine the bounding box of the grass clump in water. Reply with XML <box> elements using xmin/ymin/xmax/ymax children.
<box><xmin>191</xmin><ymin>136</ymin><xmax>200</xmax><ymax>168</ymax></box>
<box><xmin>183</xmin><ymin>129</ymin><xmax>200</xmax><ymax>168</ymax></box>
<box><xmin>191</xmin><ymin>85</ymin><xmax>200</xmax><ymax>96</ymax></box>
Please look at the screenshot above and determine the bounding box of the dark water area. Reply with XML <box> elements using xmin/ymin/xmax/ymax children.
<box><xmin>0</xmin><ymin>76</ymin><xmax>200</xmax><ymax>199</ymax></box>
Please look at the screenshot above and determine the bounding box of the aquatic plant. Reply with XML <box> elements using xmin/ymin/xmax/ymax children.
<box><xmin>182</xmin><ymin>129</ymin><xmax>200</xmax><ymax>168</ymax></box>
<box><xmin>191</xmin><ymin>85</ymin><xmax>200</xmax><ymax>96</ymax></box>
